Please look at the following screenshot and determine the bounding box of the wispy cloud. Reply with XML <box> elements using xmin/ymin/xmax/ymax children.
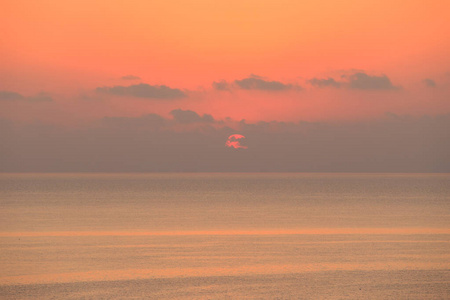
<box><xmin>308</xmin><ymin>71</ymin><xmax>400</xmax><ymax>90</ymax></box>
<box><xmin>346</xmin><ymin>72</ymin><xmax>399</xmax><ymax>90</ymax></box>
<box><xmin>423</xmin><ymin>78</ymin><xmax>436</xmax><ymax>87</ymax></box>
<box><xmin>96</xmin><ymin>83</ymin><xmax>186</xmax><ymax>99</ymax></box>
<box><xmin>212</xmin><ymin>80</ymin><xmax>231</xmax><ymax>91</ymax></box>
<box><xmin>0</xmin><ymin>91</ymin><xmax>24</xmax><ymax>100</ymax></box>
<box><xmin>170</xmin><ymin>109</ymin><xmax>214</xmax><ymax>124</ymax></box>
<box><xmin>235</xmin><ymin>77</ymin><xmax>293</xmax><ymax>91</ymax></box>
<box><xmin>213</xmin><ymin>75</ymin><xmax>301</xmax><ymax>91</ymax></box>
<box><xmin>28</xmin><ymin>92</ymin><xmax>53</xmax><ymax>102</ymax></box>
<box><xmin>0</xmin><ymin>91</ymin><xmax>53</xmax><ymax>102</ymax></box>
<box><xmin>121</xmin><ymin>75</ymin><xmax>141</xmax><ymax>80</ymax></box>
<box><xmin>308</xmin><ymin>77</ymin><xmax>341</xmax><ymax>88</ymax></box>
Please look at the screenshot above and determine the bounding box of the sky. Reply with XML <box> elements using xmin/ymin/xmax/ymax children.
<box><xmin>1</xmin><ymin>0</ymin><xmax>449</xmax><ymax>172</ymax></box>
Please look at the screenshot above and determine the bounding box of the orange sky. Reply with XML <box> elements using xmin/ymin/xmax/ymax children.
<box><xmin>1</xmin><ymin>0</ymin><xmax>450</xmax><ymax>124</ymax></box>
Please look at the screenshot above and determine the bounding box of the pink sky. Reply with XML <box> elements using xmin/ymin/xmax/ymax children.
<box><xmin>1</xmin><ymin>0</ymin><xmax>449</xmax><ymax>126</ymax></box>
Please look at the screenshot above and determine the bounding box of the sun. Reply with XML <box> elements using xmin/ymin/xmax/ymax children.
<box><xmin>225</xmin><ymin>134</ymin><xmax>248</xmax><ymax>149</ymax></box>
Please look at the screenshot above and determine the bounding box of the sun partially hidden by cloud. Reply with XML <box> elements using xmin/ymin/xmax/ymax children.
<box><xmin>226</xmin><ymin>134</ymin><xmax>248</xmax><ymax>149</ymax></box>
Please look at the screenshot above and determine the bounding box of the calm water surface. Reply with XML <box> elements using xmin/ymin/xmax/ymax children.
<box><xmin>0</xmin><ymin>173</ymin><xmax>449</xmax><ymax>299</ymax></box>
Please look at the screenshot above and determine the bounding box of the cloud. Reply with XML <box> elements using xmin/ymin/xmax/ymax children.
<box><xmin>248</xmin><ymin>74</ymin><xmax>265</xmax><ymax>80</ymax></box>
<box><xmin>170</xmin><ymin>109</ymin><xmax>214</xmax><ymax>124</ymax></box>
<box><xmin>0</xmin><ymin>91</ymin><xmax>25</xmax><ymax>100</ymax></box>
<box><xmin>96</xmin><ymin>83</ymin><xmax>186</xmax><ymax>99</ymax></box>
<box><xmin>235</xmin><ymin>76</ymin><xmax>294</xmax><ymax>91</ymax></box>
<box><xmin>307</xmin><ymin>71</ymin><xmax>399</xmax><ymax>91</ymax></box>
<box><xmin>121</xmin><ymin>75</ymin><xmax>141</xmax><ymax>80</ymax></box>
<box><xmin>213</xmin><ymin>75</ymin><xmax>300</xmax><ymax>91</ymax></box>
<box><xmin>212</xmin><ymin>80</ymin><xmax>231</xmax><ymax>91</ymax></box>
<box><xmin>307</xmin><ymin>69</ymin><xmax>400</xmax><ymax>90</ymax></box>
<box><xmin>0</xmin><ymin>91</ymin><xmax>53</xmax><ymax>102</ymax></box>
<box><xmin>28</xmin><ymin>92</ymin><xmax>53</xmax><ymax>102</ymax></box>
<box><xmin>308</xmin><ymin>77</ymin><xmax>341</xmax><ymax>88</ymax></box>
<box><xmin>423</xmin><ymin>78</ymin><xmax>436</xmax><ymax>87</ymax></box>
<box><xmin>346</xmin><ymin>72</ymin><xmax>398</xmax><ymax>90</ymax></box>
<box><xmin>102</xmin><ymin>113</ymin><xmax>166</xmax><ymax>128</ymax></box>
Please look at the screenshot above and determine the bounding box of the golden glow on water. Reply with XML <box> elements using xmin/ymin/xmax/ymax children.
<box><xmin>2</xmin><ymin>261</ymin><xmax>449</xmax><ymax>286</ymax></box>
<box><xmin>1</xmin><ymin>174</ymin><xmax>449</xmax><ymax>298</ymax></box>
<box><xmin>1</xmin><ymin>228</ymin><xmax>449</xmax><ymax>237</ymax></box>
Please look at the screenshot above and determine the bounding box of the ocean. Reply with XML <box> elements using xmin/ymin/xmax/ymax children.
<box><xmin>0</xmin><ymin>173</ymin><xmax>449</xmax><ymax>299</ymax></box>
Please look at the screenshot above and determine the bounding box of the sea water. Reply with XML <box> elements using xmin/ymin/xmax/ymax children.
<box><xmin>0</xmin><ymin>173</ymin><xmax>449</xmax><ymax>299</ymax></box>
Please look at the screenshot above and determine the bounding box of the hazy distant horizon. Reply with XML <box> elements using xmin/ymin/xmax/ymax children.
<box><xmin>1</xmin><ymin>171</ymin><xmax>450</xmax><ymax>174</ymax></box>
